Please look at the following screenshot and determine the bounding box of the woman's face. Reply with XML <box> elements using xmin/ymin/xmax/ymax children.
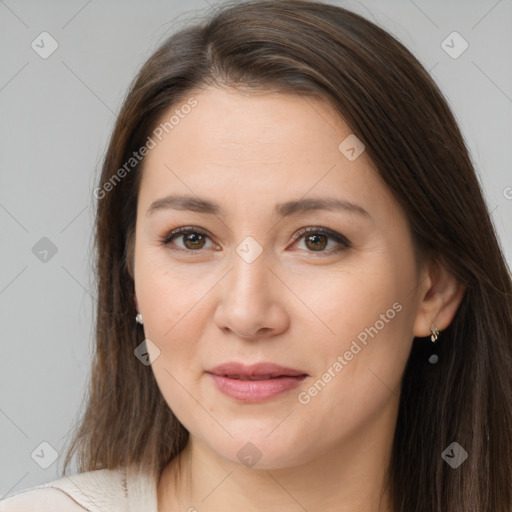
<box><xmin>133</xmin><ymin>85</ymin><xmax>426</xmax><ymax>469</ymax></box>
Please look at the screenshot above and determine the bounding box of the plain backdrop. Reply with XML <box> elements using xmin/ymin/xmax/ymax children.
<box><xmin>1</xmin><ymin>0</ymin><xmax>511</xmax><ymax>496</ymax></box>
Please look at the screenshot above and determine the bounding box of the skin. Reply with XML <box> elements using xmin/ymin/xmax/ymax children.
<box><xmin>132</xmin><ymin>86</ymin><xmax>466</xmax><ymax>511</ymax></box>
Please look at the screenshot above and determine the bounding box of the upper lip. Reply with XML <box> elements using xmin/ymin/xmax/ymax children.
<box><xmin>207</xmin><ymin>362</ymin><xmax>308</xmax><ymax>378</ymax></box>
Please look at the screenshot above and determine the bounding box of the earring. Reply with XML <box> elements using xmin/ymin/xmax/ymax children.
<box><xmin>428</xmin><ymin>325</ymin><xmax>440</xmax><ymax>364</ymax></box>
<box><xmin>135</xmin><ymin>313</ymin><xmax>144</xmax><ymax>325</ymax></box>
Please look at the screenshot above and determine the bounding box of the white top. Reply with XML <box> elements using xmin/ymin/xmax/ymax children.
<box><xmin>0</xmin><ymin>465</ymin><xmax>158</xmax><ymax>511</ymax></box>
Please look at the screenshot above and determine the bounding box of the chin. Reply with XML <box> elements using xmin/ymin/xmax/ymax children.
<box><xmin>199</xmin><ymin>428</ymin><xmax>315</xmax><ymax>470</ymax></box>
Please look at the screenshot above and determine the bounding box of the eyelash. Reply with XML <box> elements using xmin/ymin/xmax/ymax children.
<box><xmin>160</xmin><ymin>226</ymin><xmax>351</xmax><ymax>256</ymax></box>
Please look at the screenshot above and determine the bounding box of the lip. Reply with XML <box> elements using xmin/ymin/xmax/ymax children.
<box><xmin>206</xmin><ymin>362</ymin><xmax>308</xmax><ymax>403</ymax></box>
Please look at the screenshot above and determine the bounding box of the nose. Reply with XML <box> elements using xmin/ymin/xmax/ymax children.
<box><xmin>213</xmin><ymin>247</ymin><xmax>290</xmax><ymax>340</ymax></box>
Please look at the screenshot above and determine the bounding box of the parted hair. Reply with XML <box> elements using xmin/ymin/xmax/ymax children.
<box><xmin>61</xmin><ymin>1</ymin><xmax>512</xmax><ymax>510</ymax></box>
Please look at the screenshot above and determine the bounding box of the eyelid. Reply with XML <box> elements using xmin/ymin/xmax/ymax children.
<box><xmin>291</xmin><ymin>226</ymin><xmax>350</xmax><ymax>245</ymax></box>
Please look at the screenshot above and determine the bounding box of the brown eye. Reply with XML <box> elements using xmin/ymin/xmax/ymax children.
<box><xmin>162</xmin><ymin>227</ymin><xmax>215</xmax><ymax>252</ymax></box>
<box><xmin>292</xmin><ymin>227</ymin><xmax>351</xmax><ymax>255</ymax></box>
<box><xmin>182</xmin><ymin>232</ymin><xmax>207</xmax><ymax>250</ymax></box>
<box><xmin>304</xmin><ymin>233</ymin><xmax>328</xmax><ymax>251</ymax></box>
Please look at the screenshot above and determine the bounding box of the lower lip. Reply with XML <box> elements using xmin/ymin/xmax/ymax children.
<box><xmin>207</xmin><ymin>373</ymin><xmax>307</xmax><ymax>402</ymax></box>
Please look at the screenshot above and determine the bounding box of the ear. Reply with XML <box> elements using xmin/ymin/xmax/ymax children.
<box><xmin>134</xmin><ymin>291</ymin><xmax>139</xmax><ymax>311</ymax></box>
<box><xmin>412</xmin><ymin>258</ymin><xmax>467</xmax><ymax>337</ymax></box>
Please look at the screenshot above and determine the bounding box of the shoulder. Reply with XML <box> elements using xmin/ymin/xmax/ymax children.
<box><xmin>0</xmin><ymin>466</ymin><xmax>132</xmax><ymax>512</ymax></box>
<box><xmin>0</xmin><ymin>487</ymin><xmax>88</xmax><ymax>511</ymax></box>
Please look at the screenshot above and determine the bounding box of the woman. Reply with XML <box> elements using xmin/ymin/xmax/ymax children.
<box><xmin>2</xmin><ymin>0</ymin><xmax>511</xmax><ymax>510</ymax></box>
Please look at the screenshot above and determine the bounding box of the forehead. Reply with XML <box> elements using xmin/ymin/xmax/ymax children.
<box><xmin>138</xmin><ymin>86</ymin><xmax>397</xmax><ymax>223</ymax></box>
<box><xmin>154</xmin><ymin>86</ymin><xmax>348</xmax><ymax>158</ymax></box>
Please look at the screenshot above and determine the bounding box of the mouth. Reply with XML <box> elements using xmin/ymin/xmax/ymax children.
<box><xmin>206</xmin><ymin>362</ymin><xmax>308</xmax><ymax>402</ymax></box>
<box><xmin>215</xmin><ymin>374</ymin><xmax>300</xmax><ymax>380</ymax></box>
<box><xmin>207</xmin><ymin>361</ymin><xmax>308</xmax><ymax>378</ymax></box>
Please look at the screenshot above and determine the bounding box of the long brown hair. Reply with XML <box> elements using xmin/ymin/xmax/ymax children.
<box><xmin>61</xmin><ymin>1</ymin><xmax>512</xmax><ymax>509</ymax></box>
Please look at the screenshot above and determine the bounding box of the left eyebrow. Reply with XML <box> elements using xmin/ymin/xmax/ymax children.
<box><xmin>275</xmin><ymin>197</ymin><xmax>370</xmax><ymax>218</ymax></box>
<box><xmin>146</xmin><ymin>194</ymin><xmax>370</xmax><ymax>219</ymax></box>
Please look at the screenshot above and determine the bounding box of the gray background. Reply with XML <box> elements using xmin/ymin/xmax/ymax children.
<box><xmin>1</xmin><ymin>0</ymin><xmax>511</xmax><ymax>497</ymax></box>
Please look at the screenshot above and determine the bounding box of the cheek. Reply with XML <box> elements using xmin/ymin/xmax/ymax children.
<box><xmin>138</xmin><ymin>265</ymin><xmax>205</xmax><ymax>411</ymax></box>
<box><xmin>297</xmin><ymin>252</ymin><xmax>415</xmax><ymax>401</ymax></box>
<box><xmin>136</xmin><ymin>249</ymin><xmax>204</xmax><ymax>338</ymax></box>
<box><xmin>293</xmin><ymin>276</ymin><xmax>412</xmax><ymax>447</ymax></box>
<box><xmin>298</xmin><ymin>261</ymin><xmax>409</xmax><ymax>347</ymax></box>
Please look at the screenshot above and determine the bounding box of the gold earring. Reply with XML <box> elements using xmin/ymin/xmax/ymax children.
<box><xmin>431</xmin><ymin>326</ymin><xmax>440</xmax><ymax>343</ymax></box>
